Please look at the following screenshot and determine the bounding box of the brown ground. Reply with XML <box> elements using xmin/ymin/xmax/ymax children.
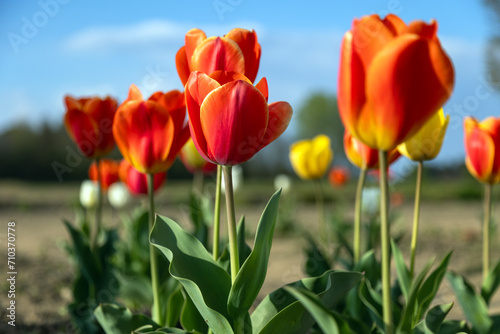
<box><xmin>1</xmin><ymin>180</ymin><xmax>499</xmax><ymax>333</ymax></box>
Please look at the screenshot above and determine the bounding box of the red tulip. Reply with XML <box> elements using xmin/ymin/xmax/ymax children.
<box><xmin>464</xmin><ymin>116</ymin><xmax>500</xmax><ymax>184</ymax></box>
<box><xmin>176</xmin><ymin>28</ymin><xmax>261</xmax><ymax>85</ymax></box>
<box><xmin>118</xmin><ymin>160</ymin><xmax>165</xmax><ymax>195</ymax></box>
<box><xmin>64</xmin><ymin>95</ymin><xmax>117</xmax><ymax>158</ymax></box>
<box><xmin>88</xmin><ymin>159</ymin><xmax>120</xmax><ymax>191</ymax></box>
<box><xmin>344</xmin><ymin>130</ymin><xmax>400</xmax><ymax>169</ymax></box>
<box><xmin>185</xmin><ymin>71</ymin><xmax>292</xmax><ymax>166</ymax></box>
<box><xmin>113</xmin><ymin>85</ymin><xmax>190</xmax><ymax>174</ymax></box>
<box><xmin>338</xmin><ymin>14</ymin><xmax>454</xmax><ymax>151</ymax></box>
<box><xmin>328</xmin><ymin>166</ymin><xmax>350</xmax><ymax>187</ymax></box>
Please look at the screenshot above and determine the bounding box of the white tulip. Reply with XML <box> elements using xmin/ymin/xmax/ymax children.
<box><xmin>107</xmin><ymin>182</ymin><xmax>130</xmax><ymax>209</ymax></box>
<box><xmin>361</xmin><ymin>187</ymin><xmax>380</xmax><ymax>217</ymax></box>
<box><xmin>80</xmin><ymin>180</ymin><xmax>98</xmax><ymax>209</ymax></box>
<box><xmin>274</xmin><ymin>174</ymin><xmax>292</xmax><ymax>194</ymax></box>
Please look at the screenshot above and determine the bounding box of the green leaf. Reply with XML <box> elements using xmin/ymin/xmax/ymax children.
<box><xmin>391</xmin><ymin>240</ymin><xmax>410</xmax><ymax>302</ymax></box>
<box><xmin>151</xmin><ymin>215</ymin><xmax>233</xmax><ymax>334</ymax></box>
<box><xmin>228</xmin><ymin>190</ymin><xmax>281</xmax><ymax>318</ymax></box>
<box><xmin>447</xmin><ymin>271</ymin><xmax>492</xmax><ymax>334</ymax></box>
<box><xmin>165</xmin><ymin>283</ymin><xmax>184</xmax><ymax>327</ymax></box>
<box><xmin>398</xmin><ymin>257</ymin><xmax>435</xmax><ymax>333</ymax></box>
<box><xmin>180</xmin><ymin>289</ymin><xmax>208</xmax><ymax>333</ymax></box>
<box><xmin>423</xmin><ymin>302</ymin><xmax>454</xmax><ymax>333</ymax></box>
<box><xmin>431</xmin><ymin>320</ymin><xmax>470</xmax><ymax>334</ymax></box>
<box><xmin>133</xmin><ymin>324</ymin><xmax>201</xmax><ymax>333</ymax></box>
<box><xmin>481</xmin><ymin>258</ymin><xmax>500</xmax><ymax>305</ymax></box>
<box><xmin>189</xmin><ymin>192</ymin><xmax>211</xmax><ymax>247</ymax></box>
<box><xmin>284</xmin><ymin>287</ymin><xmax>340</xmax><ymax>334</ymax></box>
<box><xmin>251</xmin><ymin>270</ymin><xmax>362</xmax><ymax>334</ymax></box>
<box><xmin>304</xmin><ymin>236</ymin><xmax>331</xmax><ymax>277</ymax></box>
<box><xmin>217</xmin><ymin>216</ymin><xmax>252</xmax><ymax>274</ymax></box>
<box><xmin>63</xmin><ymin>220</ymin><xmax>99</xmax><ymax>283</ymax></box>
<box><xmin>94</xmin><ymin>303</ymin><xmax>157</xmax><ymax>334</ymax></box>
<box><xmin>415</xmin><ymin>251</ymin><xmax>452</xmax><ymax>322</ymax></box>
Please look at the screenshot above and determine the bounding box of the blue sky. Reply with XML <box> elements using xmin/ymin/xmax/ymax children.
<box><xmin>1</xmin><ymin>0</ymin><xmax>498</xmax><ymax>166</ymax></box>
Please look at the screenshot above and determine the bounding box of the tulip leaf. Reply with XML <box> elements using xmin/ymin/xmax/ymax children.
<box><xmin>423</xmin><ymin>302</ymin><xmax>454</xmax><ymax>333</ymax></box>
<box><xmin>94</xmin><ymin>303</ymin><xmax>157</xmax><ymax>334</ymax></box>
<box><xmin>132</xmin><ymin>324</ymin><xmax>201</xmax><ymax>333</ymax></box>
<box><xmin>391</xmin><ymin>240</ymin><xmax>410</xmax><ymax>302</ymax></box>
<box><xmin>284</xmin><ymin>287</ymin><xmax>340</xmax><ymax>334</ymax></box>
<box><xmin>447</xmin><ymin>271</ymin><xmax>493</xmax><ymax>333</ymax></box>
<box><xmin>217</xmin><ymin>216</ymin><xmax>252</xmax><ymax>274</ymax></box>
<box><xmin>251</xmin><ymin>270</ymin><xmax>362</xmax><ymax>334</ymax></box>
<box><xmin>228</xmin><ymin>190</ymin><xmax>281</xmax><ymax>319</ymax></box>
<box><xmin>180</xmin><ymin>289</ymin><xmax>208</xmax><ymax>333</ymax></box>
<box><xmin>63</xmin><ymin>220</ymin><xmax>99</xmax><ymax>283</ymax></box>
<box><xmin>150</xmin><ymin>215</ymin><xmax>233</xmax><ymax>334</ymax></box>
<box><xmin>481</xmin><ymin>258</ymin><xmax>500</xmax><ymax>305</ymax></box>
<box><xmin>415</xmin><ymin>251</ymin><xmax>452</xmax><ymax>322</ymax></box>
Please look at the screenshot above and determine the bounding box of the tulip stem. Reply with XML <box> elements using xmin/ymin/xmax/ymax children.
<box><xmin>314</xmin><ymin>179</ymin><xmax>327</xmax><ymax>243</ymax></box>
<box><xmin>213</xmin><ymin>165</ymin><xmax>222</xmax><ymax>261</ymax></box>
<box><xmin>483</xmin><ymin>182</ymin><xmax>492</xmax><ymax>281</ymax></box>
<box><xmin>353</xmin><ymin>168</ymin><xmax>367</xmax><ymax>264</ymax></box>
<box><xmin>378</xmin><ymin>150</ymin><xmax>393</xmax><ymax>334</ymax></box>
<box><xmin>93</xmin><ymin>158</ymin><xmax>103</xmax><ymax>250</ymax></box>
<box><xmin>223</xmin><ymin>166</ymin><xmax>240</xmax><ymax>283</ymax></box>
<box><xmin>147</xmin><ymin>173</ymin><xmax>162</xmax><ymax>325</ymax></box>
<box><xmin>410</xmin><ymin>161</ymin><xmax>423</xmax><ymax>278</ymax></box>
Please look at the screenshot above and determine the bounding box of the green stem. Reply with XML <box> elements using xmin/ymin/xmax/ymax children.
<box><xmin>353</xmin><ymin>168</ymin><xmax>367</xmax><ymax>264</ymax></box>
<box><xmin>93</xmin><ymin>157</ymin><xmax>103</xmax><ymax>250</ymax></box>
<box><xmin>410</xmin><ymin>161</ymin><xmax>423</xmax><ymax>278</ymax></box>
<box><xmin>483</xmin><ymin>182</ymin><xmax>492</xmax><ymax>281</ymax></box>
<box><xmin>147</xmin><ymin>173</ymin><xmax>162</xmax><ymax>325</ymax></box>
<box><xmin>378</xmin><ymin>150</ymin><xmax>393</xmax><ymax>334</ymax></box>
<box><xmin>223</xmin><ymin>166</ymin><xmax>239</xmax><ymax>283</ymax></box>
<box><xmin>314</xmin><ymin>179</ymin><xmax>327</xmax><ymax>243</ymax></box>
<box><xmin>213</xmin><ymin>165</ymin><xmax>222</xmax><ymax>261</ymax></box>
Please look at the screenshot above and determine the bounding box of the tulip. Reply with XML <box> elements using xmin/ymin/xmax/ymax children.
<box><xmin>64</xmin><ymin>95</ymin><xmax>117</xmax><ymax>158</ymax></box>
<box><xmin>80</xmin><ymin>180</ymin><xmax>99</xmax><ymax>209</ymax></box>
<box><xmin>338</xmin><ymin>14</ymin><xmax>454</xmax><ymax>151</ymax></box>
<box><xmin>118</xmin><ymin>159</ymin><xmax>166</xmax><ymax>196</ymax></box>
<box><xmin>398</xmin><ymin>109</ymin><xmax>449</xmax><ymax>161</ymax></box>
<box><xmin>274</xmin><ymin>174</ymin><xmax>292</xmax><ymax>194</ymax></box>
<box><xmin>180</xmin><ymin>138</ymin><xmax>217</xmax><ymax>175</ymax></box>
<box><xmin>88</xmin><ymin>159</ymin><xmax>120</xmax><ymax>191</ymax></box>
<box><xmin>176</xmin><ymin>28</ymin><xmax>261</xmax><ymax>85</ymax></box>
<box><xmin>107</xmin><ymin>182</ymin><xmax>130</xmax><ymax>209</ymax></box>
<box><xmin>186</xmin><ymin>71</ymin><xmax>292</xmax><ymax>166</ymax></box>
<box><xmin>464</xmin><ymin>116</ymin><xmax>500</xmax><ymax>280</ymax></box>
<box><xmin>289</xmin><ymin>135</ymin><xmax>333</xmax><ymax>180</ymax></box>
<box><xmin>328</xmin><ymin>166</ymin><xmax>350</xmax><ymax>187</ymax></box>
<box><xmin>113</xmin><ymin>84</ymin><xmax>190</xmax><ymax>174</ymax></box>
<box><xmin>464</xmin><ymin>116</ymin><xmax>500</xmax><ymax>184</ymax></box>
<box><xmin>344</xmin><ymin>130</ymin><xmax>401</xmax><ymax>170</ymax></box>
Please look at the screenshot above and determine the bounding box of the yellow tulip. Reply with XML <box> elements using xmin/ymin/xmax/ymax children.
<box><xmin>397</xmin><ymin>109</ymin><xmax>449</xmax><ymax>161</ymax></box>
<box><xmin>289</xmin><ymin>134</ymin><xmax>333</xmax><ymax>180</ymax></box>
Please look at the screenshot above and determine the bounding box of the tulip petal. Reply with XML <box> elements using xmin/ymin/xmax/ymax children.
<box><xmin>200</xmin><ymin>80</ymin><xmax>268</xmax><ymax>165</ymax></box>
<box><xmin>255</xmin><ymin>77</ymin><xmax>268</xmax><ymax>102</ymax></box>
<box><xmin>185</xmin><ymin>72</ymin><xmax>221</xmax><ymax>163</ymax></box>
<box><xmin>175</xmin><ymin>46</ymin><xmax>190</xmax><ymax>86</ymax></box>
<box><xmin>351</xmin><ymin>14</ymin><xmax>397</xmax><ymax>69</ymax></box>
<box><xmin>185</xmin><ymin>28</ymin><xmax>207</xmax><ymax>69</ymax></box>
<box><xmin>209</xmin><ymin>70</ymin><xmax>252</xmax><ymax>85</ymax></box>
<box><xmin>125</xmin><ymin>84</ymin><xmax>144</xmax><ymax>103</ymax></box>
<box><xmin>190</xmin><ymin>36</ymin><xmax>246</xmax><ymax>76</ymax></box>
<box><xmin>65</xmin><ymin>108</ymin><xmax>97</xmax><ymax>156</ymax></box>
<box><xmin>406</xmin><ymin>20</ymin><xmax>437</xmax><ymax>40</ymax></box>
<box><xmin>225</xmin><ymin>28</ymin><xmax>261</xmax><ymax>82</ymax></box>
<box><xmin>481</xmin><ymin>117</ymin><xmax>500</xmax><ymax>179</ymax></box>
<box><xmin>383</xmin><ymin>14</ymin><xmax>406</xmax><ymax>35</ymax></box>
<box><xmin>338</xmin><ymin>32</ymin><xmax>367</xmax><ymax>138</ymax></box>
<box><xmin>258</xmin><ymin>101</ymin><xmax>292</xmax><ymax>151</ymax></box>
<box><xmin>363</xmin><ymin>34</ymin><xmax>454</xmax><ymax>150</ymax></box>
<box><xmin>465</xmin><ymin>124</ymin><xmax>495</xmax><ymax>183</ymax></box>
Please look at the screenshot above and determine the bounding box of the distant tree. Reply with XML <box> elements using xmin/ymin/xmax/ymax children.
<box><xmin>484</xmin><ymin>0</ymin><xmax>500</xmax><ymax>88</ymax></box>
<box><xmin>295</xmin><ymin>92</ymin><xmax>345</xmax><ymax>163</ymax></box>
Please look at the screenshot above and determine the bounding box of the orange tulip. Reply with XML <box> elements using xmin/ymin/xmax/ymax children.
<box><xmin>464</xmin><ymin>116</ymin><xmax>500</xmax><ymax>184</ymax></box>
<box><xmin>118</xmin><ymin>160</ymin><xmax>166</xmax><ymax>195</ymax></box>
<box><xmin>176</xmin><ymin>28</ymin><xmax>261</xmax><ymax>85</ymax></box>
<box><xmin>88</xmin><ymin>159</ymin><xmax>120</xmax><ymax>191</ymax></box>
<box><xmin>113</xmin><ymin>85</ymin><xmax>190</xmax><ymax>174</ymax></box>
<box><xmin>64</xmin><ymin>95</ymin><xmax>117</xmax><ymax>158</ymax></box>
<box><xmin>185</xmin><ymin>71</ymin><xmax>292</xmax><ymax>166</ymax></box>
<box><xmin>338</xmin><ymin>14</ymin><xmax>454</xmax><ymax>151</ymax></box>
<box><xmin>344</xmin><ymin>130</ymin><xmax>400</xmax><ymax>170</ymax></box>
<box><xmin>328</xmin><ymin>166</ymin><xmax>350</xmax><ymax>187</ymax></box>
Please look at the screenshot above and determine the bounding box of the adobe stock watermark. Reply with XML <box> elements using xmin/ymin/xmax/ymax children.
<box><xmin>136</xmin><ymin>64</ymin><xmax>170</xmax><ymax>98</ymax></box>
<box><xmin>7</xmin><ymin>0</ymin><xmax>70</xmax><ymax>54</ymax></box>
<box><xmin>213</xmin><ymin>0</ymin><xmax>243</xmax><ymax>21</ymax></box>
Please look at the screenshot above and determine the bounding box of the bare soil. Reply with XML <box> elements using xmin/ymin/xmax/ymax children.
<box><xmin>1</xmin><ymin>180</ymin><xmax>499</xmax><ymax>333</ymax></box>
